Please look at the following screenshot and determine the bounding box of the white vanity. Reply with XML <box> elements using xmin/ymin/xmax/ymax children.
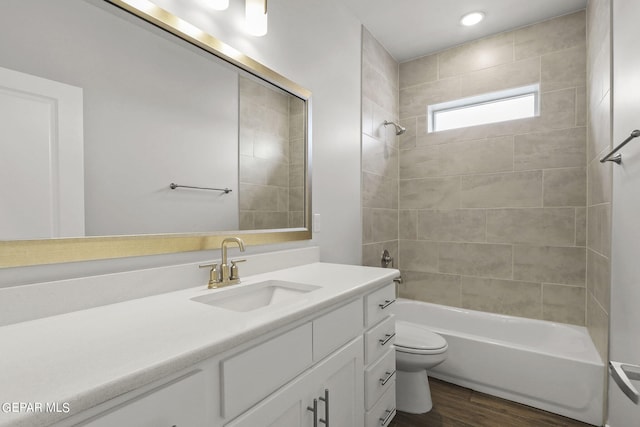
<box><xmin>0</xmin><ymin>250</ymin><xmax>399</xmax><ymax>427</ymax></box>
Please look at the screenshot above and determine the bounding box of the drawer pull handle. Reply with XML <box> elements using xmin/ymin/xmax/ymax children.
<box><xmin>379</xmin><ymin>333</ymin><xmax>396</xmax><ymax>346</ymax></box>
<box><xmin>379</xmin><ymin>370</ymin><xmax>396</xmax><ymax>386</ymax></box>
<box><xmin>319</xmin><ymin>388</ymin><xmax>329</xmax><ymax>426</ymax></box>
<box><xmin>379</xmin><ymin>408</ymin><xmax>395</xmax><ymax>426</ymax></box>
<box><xmin>378</xmin><ymin>299</ymin><xmax>396</xmax><ymax>310</ymax></box>
<box><xmin>307</xmin><ymin>398</ymin><xmax>318</xmax><ymax>427</ymax></box>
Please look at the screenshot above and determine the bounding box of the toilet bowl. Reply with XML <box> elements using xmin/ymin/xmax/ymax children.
<box><xmin>394</xmin><ymin>320</ymin><xmax>448</xmax><ymax>414</ymax></box>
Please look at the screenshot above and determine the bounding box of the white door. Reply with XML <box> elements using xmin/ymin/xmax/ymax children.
<box><xmin>0</xmin><ymin>66</ymin><xmax>84</xmax><ymax>239</ymax></box>
<box><xmin>609</xmin><ymin>0</ymin><xmax>640</xmax><ymax>424</ymax></box>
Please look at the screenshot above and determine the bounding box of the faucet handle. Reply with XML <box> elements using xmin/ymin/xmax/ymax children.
<box><xmin>198</xmin><ymin>263</ymin><xmax>217</xmax><ymax>269</ymax></box>
<box><xmin>199</xmin><ymin>263</ymin><xmax>220</xmax><ymax>289</ymax></box>
<box><xmin>229</xmin><ymin>259</ymin><xmax>246</xmax><ymax>281</ymax></box>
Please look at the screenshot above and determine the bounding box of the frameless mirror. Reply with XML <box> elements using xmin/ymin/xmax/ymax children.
<box><xmin>0</xmin><ymin>0</ymin><xmax>311</xmax><ymax>267</ymax></box>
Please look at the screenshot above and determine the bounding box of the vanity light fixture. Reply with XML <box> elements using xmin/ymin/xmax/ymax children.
<box><xmin>211</xmin><ymin>0</ymin><xmax>229</xmax><ymax>11</ymax></box>
<box><xmin>245</xmin><ymin>0</ymin><xmax>268</xmax><ymax>36</ymax></box>
<box><xmin>460</xmin><ymin>11</ymin><xmax>485</xmax><ymax>26</ymax></box>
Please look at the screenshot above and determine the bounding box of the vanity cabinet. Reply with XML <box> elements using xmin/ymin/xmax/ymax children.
<box><xmin>363</xmin><ymin>283</ymin><xmax>397</xmax><ymax>427</ymax></box>
<box><xmin>227</xmin><ymin>336</ymin><xmax>363</xmax><ymax>427</ymax></box>
<box><xmin>56</xmin><ymin>281</ymin><xmax>398</xmax><ymax>427</ymax></box>
<box><xmin>222</xmin><ymin>298</ymin><xmax>364</xmax><ymax>425</ymax></box>
<box><xmin>225</xmin><ymin>283</ymin><xmax>399</xmax><ymax>427</ymax></box>
<box><xmin>221</xmin><ymin>323</ymin><xmax>314</xmax><ymax>419</ymax></box>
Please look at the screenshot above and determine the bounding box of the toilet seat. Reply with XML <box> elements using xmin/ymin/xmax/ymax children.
<box><xmin>395</xmin><ymin>321</ymin><xmax>448</xmax><ymax>355</ymax></box>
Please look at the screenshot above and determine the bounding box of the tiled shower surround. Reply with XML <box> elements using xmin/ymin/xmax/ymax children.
<box><xmin>585</xmin><ymin>0</ymin><xmax>611</xmax><ymax>363</ymax></box>
<box><xmin>362</xmin><ymin>27</ymin><xmax>400</xmax><ymax>268</ymax></box>
<box><xmin>362</xmin><ymin>11</ymin><xmax>596</xmax><ymax>326</ymax></box>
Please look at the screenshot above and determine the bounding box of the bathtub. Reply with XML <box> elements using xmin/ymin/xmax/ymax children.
<box><xmin>392</xmin><ymin>298</ymin><xmax>605</xmax><ymax>426</ymax></box>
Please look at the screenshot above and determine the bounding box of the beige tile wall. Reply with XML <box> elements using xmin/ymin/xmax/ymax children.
<box><xmin>586</xmin><ymin>0</ymin><xmax>611</xmax><ymax>363</ymax></box>
<box><xmin>397</xmin><ymin>11</ymin><xmax>588</xmax><ymax>324</ymax></box>
<box><xmin>361</xmin><ymin>28</ymin><xmax>400</xmax><ymax>268</ymax></box>
<box><xmin>239</xmin><ymin>76</ymin><xmax>304</xmax><ymax>229</ymax></box>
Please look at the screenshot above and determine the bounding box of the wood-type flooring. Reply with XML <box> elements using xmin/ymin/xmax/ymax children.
<box><xmin>389</xmin><ymin>378</ymin><xmax>594</xmax><ymax>427</ymax></box>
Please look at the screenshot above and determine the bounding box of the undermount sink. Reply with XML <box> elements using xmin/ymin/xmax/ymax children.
<box><xmin>191</xmin><ymin>280</ymin><xmax>320</xmax><ymax>312</ymax></box>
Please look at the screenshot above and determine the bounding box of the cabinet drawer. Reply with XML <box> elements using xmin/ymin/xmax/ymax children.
<box><xmin>313</xmin><ymin>298</ymin><xmax>363</xmax><ymax>361</ymax></box>
<box><xmin>221</xmin><ymin>323</ymin><xmax>313</xmax><ymax>419</ymax></box>
<box><xmin>365</xmin><ymin>348</ymin><xmax>396</xmax><ymax>410</ymax></box>
<box><xmin>365</xmin><ymin>283</ymin><xmax>396</xmax><ymax>327</ymax></box>
<box><xmin>365</xmin><ymin>315</ymin><xmax>395</xmax><ymax>365</ymax></box>
<box><xmin>365</xmin><ymin>380</ymin><xmax>396</xmax><ymax>427</ymax></box>
<box><xmin>82</xmin><ymin>371</ymin><xmax>206</xmax><ymax>426</ymax></box>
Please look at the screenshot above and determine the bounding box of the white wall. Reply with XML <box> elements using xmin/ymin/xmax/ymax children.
<box><xmin>0</xmin><ymin>0</ymin><xmax>362</xmax><ymax>285</ymax></box>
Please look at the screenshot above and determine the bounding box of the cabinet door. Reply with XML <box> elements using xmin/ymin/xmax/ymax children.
<box><xmin>312</xmin><ymin>344</ymin><xmax>364</xmax><ymax>427</ymax></box>
<box><xmin>226</xmin><ymin>379</ymin><xmax>314</xmax><ymax>427</ymax></box>
<box><xmin>227</xmin><ymin>337</ymin><xmax>363</xmax><ymax>427</ymax></box>
<box><xmin>81</xmin><ymin>371</ymin><xmax>207</xmax><ymax>427</ymax></box>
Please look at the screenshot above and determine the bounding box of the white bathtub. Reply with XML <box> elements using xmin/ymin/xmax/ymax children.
<box><xmin>392</xmin><ymin>298</ymin><xmax>605</xmax><ymax>426</ymax></box>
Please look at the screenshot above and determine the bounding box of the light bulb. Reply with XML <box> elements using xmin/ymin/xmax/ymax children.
<box><xmin>245</xmin><ymin>0</ymin><xmax>267</xmax><ymax>36</ymax></box>
<box><xmin>460</xmin><ymin>12</ymin><xmax>485</xmax><ymax>27</ymax></box>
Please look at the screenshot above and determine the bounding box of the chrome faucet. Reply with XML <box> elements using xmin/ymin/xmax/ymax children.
<box><xmin>199</xmin><ymin>237</ymin><xmax>246</xmax><ymax>289</ymax></box>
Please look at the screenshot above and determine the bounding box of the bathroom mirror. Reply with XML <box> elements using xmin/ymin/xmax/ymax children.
<box><xmin>0</xmin><ymin>0</ymin><xmax>312</xmax><ymax>268</ymax></box>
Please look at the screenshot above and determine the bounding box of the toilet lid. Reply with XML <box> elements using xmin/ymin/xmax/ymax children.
<box><xmin>395</xmin><ymin>321</ymin><xmax>447</xmax><ymax>352</ymax></box>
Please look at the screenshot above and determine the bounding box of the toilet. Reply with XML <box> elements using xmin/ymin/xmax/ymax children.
<box><xmin>394</xmin><ymin>320</ymin><xmax>448</xmax><ymax>413</ymax></box>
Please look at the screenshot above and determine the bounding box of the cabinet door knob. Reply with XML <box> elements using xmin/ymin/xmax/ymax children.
<box><xmin>379</xmin><ymin>408</ymin><xmax>395</xmax><ymax>426</ymax></box>
<box><xmin>379</xmin><ymin>332</ymin><xmax>396</xmax><ymax>347</ymax></box>
<box><xmin>307</xmin><ymin>398</ymin><xmax>318</xmax><ymax>427</ymax></box>
<box><xmin>318</xmin><ymin>388</ymin><xmax>329</xmax><ymax>426</ymax></box>
<box><xmin>379</xmin><ymin>370</ymin><xmax>396</xmax><ymax>386</ymax></box>
<box><xmin>378</xmin><ymin>299</ymin><xmax>396</xmax><ymax>310</ymax></box>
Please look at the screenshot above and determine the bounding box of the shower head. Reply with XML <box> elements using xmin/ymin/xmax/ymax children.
<box><xmin>384</xmin><ymin>120</ymin><xmax>406</xmax><ymax>135</ymax></box>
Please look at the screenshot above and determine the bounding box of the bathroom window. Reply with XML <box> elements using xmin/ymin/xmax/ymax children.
<box><xmin>427</xmin><ymin>84</ymin><xmax>540</xmax><ymax>133</ymax></box>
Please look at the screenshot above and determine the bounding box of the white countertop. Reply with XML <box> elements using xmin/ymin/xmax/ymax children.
<box><xmin>0</xmin><ymin>262</ymin><xmax>399</xmax><ymax>427</ymax></box>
